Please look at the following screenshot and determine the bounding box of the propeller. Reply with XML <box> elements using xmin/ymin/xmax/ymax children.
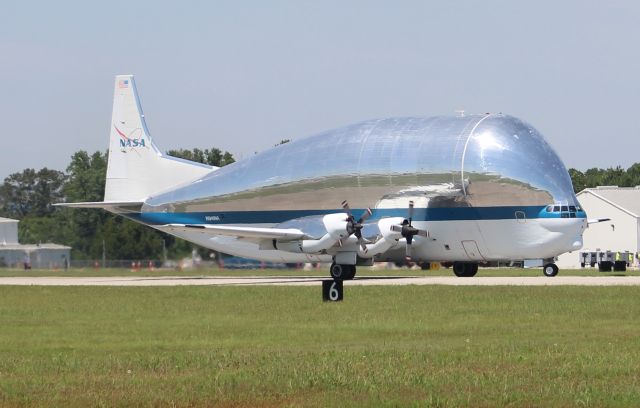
<box><xmin>341</xmin><ymin>200</ymin><xmax>372</xmax><ymax>251</ymax></box>
<box><xmin>390</xmin><ymin>201</ymin><xmax>430</xmax><ymax>260</ymax></box>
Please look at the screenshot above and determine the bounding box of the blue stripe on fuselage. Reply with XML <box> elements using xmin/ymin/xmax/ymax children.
<box><xmin>127</xmin><ymin>206</ymin><xmax>586</xmax><ymax>225</ymax></box>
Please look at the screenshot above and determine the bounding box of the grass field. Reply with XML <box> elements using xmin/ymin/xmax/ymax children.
<box><xmin>1</xmin><ymin>285</ymin><xmax>640</xmax><ymax>406</ymax></box>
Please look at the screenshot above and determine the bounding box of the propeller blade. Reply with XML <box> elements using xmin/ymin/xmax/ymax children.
<box><xmin>405</xmin><ymin>234</ymin><xmax>414</xmax><ymax>260</ymax></box>
<box><xmin>358</xmin><ymin>236</ymin><xmax>368</xmax><ymax>252</ymax></box>
<box><xmin>417</xmin><ymin>230</ymin><xmax>430</xmax><ymax>238</ymax></box>
<box><xmin>408</xmin><ymin>200</ymin><xmax>414</xmax><ymax>223</ymax></box>
<box><xmin>405</xmin><ymin>241</ymin><xmax>412</xmax><ymax>260</ymax></box>
<box><xmin>390</xmin><ymin>225</ymin><xmax>403</xmax><ymax>232</ymax></box>
<box><xmin>341</xmin><ymin>200</ymin><xmax>352</xmax><ymax>216</ymax></box>
<box><xmin>358</xmin><ymin>208</ymin><xmax>372</xmax><ymax>224</ymax></box>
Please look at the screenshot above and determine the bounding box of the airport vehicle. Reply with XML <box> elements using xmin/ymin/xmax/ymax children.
<box><xmin>59</xmin><ymin>75</ymin><xmax>592</xmax><ymax>279</ymax></box>
<box><xmin>580</xmin><ymin>250</ymin><xmax>634</xmax><ymax>272</ymax></box>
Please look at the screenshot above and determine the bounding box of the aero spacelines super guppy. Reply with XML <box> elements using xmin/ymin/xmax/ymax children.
<box><xmin>59</xmin><ymin>75</ymin><xmax>603</xmax><ymax>279</ymax></box>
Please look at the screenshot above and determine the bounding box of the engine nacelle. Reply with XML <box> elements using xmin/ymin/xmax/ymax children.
<box><xmin>274</xmin><ymin>212</ymin><xmax>349</xmax><ymax>254</ymax></box>
<box><xmin>321</xmin><ymin>213</ymin><xmax>350</xmax><ymax>240</ymax></box>
<box><xmin>357</xmin><ymin>217</ymin><xmax>405</xmax><ymax>258</ymax></box>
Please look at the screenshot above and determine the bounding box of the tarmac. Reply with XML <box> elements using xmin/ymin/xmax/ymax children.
<box><xmin>2</xmin><ymin>275</ymin><xmax>640</xmax><ymax>286</ymax></box>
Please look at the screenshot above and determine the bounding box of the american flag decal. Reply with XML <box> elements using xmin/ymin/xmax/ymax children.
<box><xmin>118</xmin><ymin>79</ymin><xmax>129</xmax><ymax>89</ymax></box>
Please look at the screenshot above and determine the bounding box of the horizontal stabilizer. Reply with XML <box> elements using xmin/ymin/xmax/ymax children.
<box><xmin>164</xmin><ymin>224</ymin><xmax>308</xmax><ymax>240</ymax></box>
<box><xmin>587</xmin><ymin>218</ymin><xmax>611</xmax><ymax>225</ymax></box>
<box><xmin>54</xmin><ymin>201</ymin><xmax>144</xmax><ymax>209</ymax></box>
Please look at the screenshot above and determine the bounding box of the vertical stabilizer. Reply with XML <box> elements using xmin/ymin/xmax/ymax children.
<box><xmin>104</xmin><ymin>75</ymin><xmax>214</xmax><ymax>202</ymax></box>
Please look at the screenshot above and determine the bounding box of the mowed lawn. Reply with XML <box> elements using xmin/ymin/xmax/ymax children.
<box><xmin>1</xmin><ymin>286</ymin><xmax>639</xmax><ymax>407</ymax></box>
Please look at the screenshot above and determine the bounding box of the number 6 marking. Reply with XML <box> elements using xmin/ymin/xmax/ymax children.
<box><xmin>329</xmin><ymin>281</ymin><xmax>339</xmax><ymax>301</ymax></box>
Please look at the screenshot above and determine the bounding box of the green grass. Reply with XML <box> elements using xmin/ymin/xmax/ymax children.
<box><xmin>0</xmin><ymin>266</ymin><xmax>638</xmax><ymax>278</ymax></box>
<box><xmin>1</xmin><ymin>285</ymin><xmax>640</xmax><ymax>406</ymax></box>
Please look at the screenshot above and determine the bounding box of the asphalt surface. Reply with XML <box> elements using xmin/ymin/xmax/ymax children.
<box><xmin>2</xmin><ymin>275</ymin><xmax>640</xmax><ymax>286</ymax></box>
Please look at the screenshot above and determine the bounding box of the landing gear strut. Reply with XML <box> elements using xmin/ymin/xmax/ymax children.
<box><xmin>453</xmin><ymin>262</ymin><xmax>478</xmax><ymax>277</ymax></box>
<box><xmin>330</xmin><ymin>262</ymin><xmax>356</xmax><ymax>280</ymax></box>
<box><xmin>543</xmin><ymin>263</ymin><xmax>559</xmax><ymax>277</ymax></box>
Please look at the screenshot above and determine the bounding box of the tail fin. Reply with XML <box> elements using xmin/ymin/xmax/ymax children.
<box><xmin>104</xmin><ymin>75</ymin><xmax>213</xmax><ymax>202</ymax></box>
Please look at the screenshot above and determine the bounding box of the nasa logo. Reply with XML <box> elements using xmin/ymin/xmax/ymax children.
<box><xmin>114</xmin><ymin>124</ymin><xmax>147</xmax><ymax>150</ymax></box>
<box><xmin>119</xmin><ymin>138</ymin><xmax>146</xmax><ymax>148</ymax></box>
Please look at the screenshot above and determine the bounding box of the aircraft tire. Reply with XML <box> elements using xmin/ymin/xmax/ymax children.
<box><xmin>330</xmin><ymin>263</ymin><xmax>344</xmax><ymax>280</ymax></box>
<box><xmin>470</xmin><ymin>263</ymin><xmax>478</xmax><ymax>276</ymax></box>
<box><xmin>453</xmin><ymin>262</ymin><xmax>478</xmax><ymax>277</ymax></box>
<box><xmin>330</xmin><ymin>263</ymin><xmax>356</xmax><ymax>280</ymax></box>
<box><xmin>343</xmin><ymin>265</ymin><xmax>356</xmax><ymax>280</ymax></box>
<box><xmin>543</xmin><ymin>263</ymin><xmax>559</xmax><ymax>277</ymax></box>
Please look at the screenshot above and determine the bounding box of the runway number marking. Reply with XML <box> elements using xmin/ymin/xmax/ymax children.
<box><xmin>322</xmin><ymin>280</ymin><xmax>343</xmax><ymax>302</ymax></box>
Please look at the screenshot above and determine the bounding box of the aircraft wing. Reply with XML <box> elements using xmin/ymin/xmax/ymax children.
<box><xmin>587</xmin><ymin>218</ymin><xmax>611</xmax><ymax>225</ymax></box>
<box><xmin>54</xmin><ymin>201</ymin><xmax>144</xmax><ymax>209</ymax></box>
<box><xmin>163</xmin><ymin>224</ymin><xmax>308</xmax><ymax>240</ymax></box>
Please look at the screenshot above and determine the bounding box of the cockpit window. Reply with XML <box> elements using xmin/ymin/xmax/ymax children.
<box><xmin>546</xmin><ymin>203</ymin><xmax>582</xmax><ymax>217</ymax></box>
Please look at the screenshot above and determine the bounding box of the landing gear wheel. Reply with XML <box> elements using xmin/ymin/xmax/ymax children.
<box><xmin>344</xmin><ymin>265</ymin><xmax>356</xmax><ymax>280</ymax></box>
<box><xmin>543</xmin><ymin>263</ymin><xmax>559</xmax><ymax>277</ymax></box>
<box><xmin>330</xmin><ymin>263</ymin><xmax>344</xmax><ymax>280</ymax></box>
<box><xmin>330</xmin><ymin>263</ymin><xmax>356</xmax><ymax>280</ymax></box>
<box><xmin>453</xmin><ymin>262</ymin><xmax>479</xmax><ymax>277</ymax></box>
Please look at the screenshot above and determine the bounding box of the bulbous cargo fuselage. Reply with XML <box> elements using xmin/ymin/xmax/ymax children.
<box><xmin>143</xmin><ymin>113</ymin><xmax>585</xmax><ymax>263</ymax></box>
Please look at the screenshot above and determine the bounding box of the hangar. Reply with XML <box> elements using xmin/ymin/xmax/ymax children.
<box><xmin>0</xmin><ymin>217</ymin><xmax>71</xmax><ymax>269</ymax></box>
<box><xmin>557</xmin><ymin>186</ymin><xmax>640</xmax><ymax>269</ymax></box>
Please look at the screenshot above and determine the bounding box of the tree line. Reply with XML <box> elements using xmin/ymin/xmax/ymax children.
<box><xmin>0</xmin><ymin>148</ymin><xmax>234</xmax><ymax>260</ymax></box>
<box><xmin>569</xmin><ymin>164</ymin><xmax>640</xmax><ymax>192</ymax></box>
<box><xmin>0</xmin><ymin>150</ymin><xmax>638</xmax><ymax>260</ymax></box>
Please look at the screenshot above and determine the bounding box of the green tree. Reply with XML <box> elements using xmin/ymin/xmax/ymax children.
<box><xmin>0</xmin><ymin>168</ymin><xmax>66</xmax><ymax>219</ymax></box>
<box><xmin>167</xmin><ymin>148</ymin><xmax>235</xmax><ymax>167</ymax></box>
<box><xmin>569</xmin><ymin>163</ymin><xmax>640</xmax><ymax>193</ymax></box>
<box><xmin>61</xmin><ymin>151</ymin><xmax>176</xmax><ymax>260</ymax></box>
<box><xmin>568</xmin><ymin>168</ymin><xmax>586</xmax><ymax>193</ymax></box>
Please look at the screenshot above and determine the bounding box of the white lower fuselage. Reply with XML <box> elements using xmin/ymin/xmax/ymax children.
<box><xmin>154</xmin><ymin>217</ymin><xmax>586</xmax><ymax>264</ymax></box>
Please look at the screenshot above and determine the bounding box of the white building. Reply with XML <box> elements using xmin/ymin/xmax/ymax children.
<box><xmin>0</xmin><ymin>217</ymin><xmax>71</xmax><ymax>269</ymax></box>
<box><xmin>0</xmin><ymin>217</ymin><xmax>18</xmax><ymax>245</ymax></box>
<box><xmin>557</xmin><ymin>186</ymin><xmax>640</xmax><ymax>269</ymax></box>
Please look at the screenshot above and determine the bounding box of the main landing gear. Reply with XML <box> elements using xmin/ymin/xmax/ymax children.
<box><xmin>330</xmin><ymin>262</ymin><xmax>356</xmax><ymax>280</ymax></box>
<box><xmin>543</xmin><ymin>263</ymin><xmax>559</xmax><ymax>277</ymax></box>
<box><xmin>453</xmin><ymin>262</ymin><xmax>478</xmax><ymax>277</ymax></box>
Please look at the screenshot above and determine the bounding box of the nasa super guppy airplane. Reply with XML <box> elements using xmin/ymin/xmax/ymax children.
<box><xmin>59</xmin><ymin>75</ymin><xmax>593</xmax><ymax>279</ymax></box>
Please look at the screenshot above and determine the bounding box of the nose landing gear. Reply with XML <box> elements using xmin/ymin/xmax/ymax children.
<box><xmin>543</xmin><ymin>263</ymin><xmax>559</xmax><ymax>277</ymax></box>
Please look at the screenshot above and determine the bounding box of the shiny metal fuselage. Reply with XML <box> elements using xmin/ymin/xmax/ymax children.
<box><xmin>140</xmin><ymin>113</ymin><xmax>586</xmax><ymax>263</ymax></box>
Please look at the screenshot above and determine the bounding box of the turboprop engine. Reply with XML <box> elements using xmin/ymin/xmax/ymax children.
<box><xmin>274</xmin><ymin>213</ymin><xmax>351</xmax><ymax>254</ymax></box>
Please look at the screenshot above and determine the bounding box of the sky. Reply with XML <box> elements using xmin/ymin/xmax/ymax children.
<box><xmin>1</xmin><ymin>1</ymin><xmax>639</xmax><ymax>179</ymax></box>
